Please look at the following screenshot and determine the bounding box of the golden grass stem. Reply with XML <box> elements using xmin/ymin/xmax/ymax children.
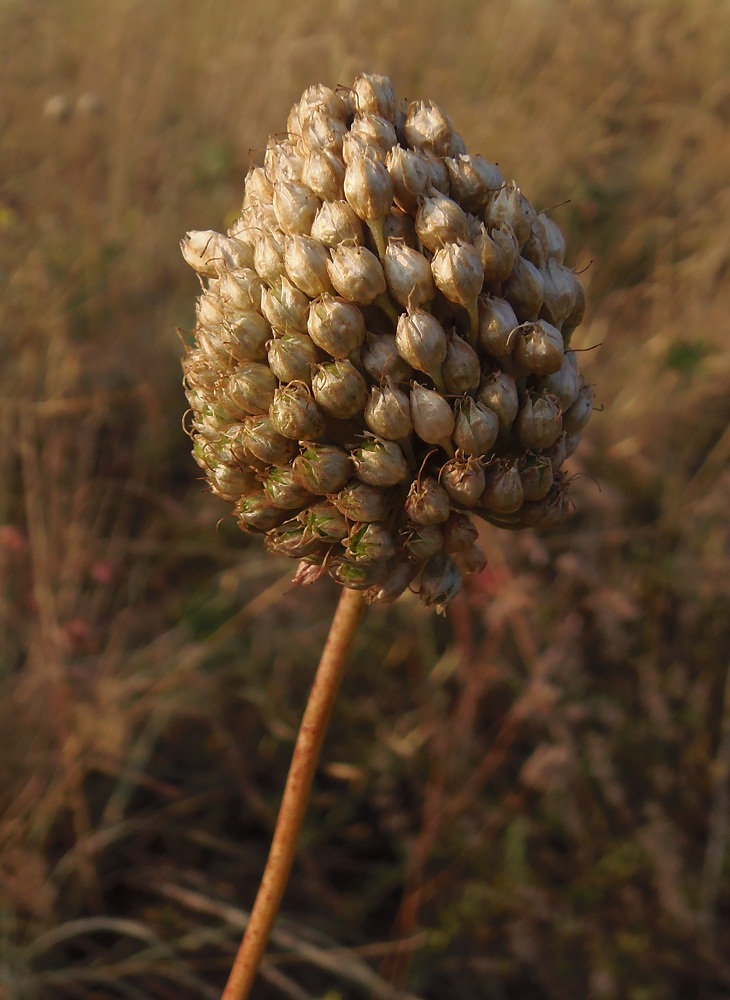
<box><xmin>221</xmin><ymin>586</ymin><xmax>367</xmax><ymax>1000</ymax></box>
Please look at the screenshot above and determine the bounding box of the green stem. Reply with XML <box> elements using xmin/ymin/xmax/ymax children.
<box><xmin>221</xmin><ymin>587</ymin><xmax>367</xmax><ymax>1000</ymax></box>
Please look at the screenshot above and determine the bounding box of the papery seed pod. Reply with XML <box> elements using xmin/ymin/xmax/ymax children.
<box><xmin>302</xmin><ymin>149</ymin><xmax>345</xmax><ymax>201</ymax></box>
<box><xmin>452</xmin><ymin>395</ymin><xmax>499</xmax><ymax>456</ymax></box>
<box><xmin>562</xmin><ymin>381</ymin><xmax>594</xmax><ymax>434</ymax></box>
<box><xmin>383</xmin><ymin>209</ymin><xmax>418</xmax><ymax>247</ymax></box>
<box><xmin>403</xmin><ymin>522</ymin><xmax>443</xmax><ymax>560</ymax></box>
<box><xmin>349</xmin><ymin>113</ymin><xmax>398</xmax><ymax>159</ymax></box>
<box><xmin>504</xmin><ymin>256</ymin><xmax>545</xmax><ymax>321</ymax></box>
<box><xmin>422</xmin><ymin>151</ymin><xmax>450</xmax><ymax>194</ymax></box>
<box><xmin>243</xmin><ymin>166</ymin><xmax>274</xmax><ymax>207</ymax></box>
<box><xmin>267</xmin><ymin>331</ymin><xmax>320</xmax><ymax>385</ymax></box>
<box><xmin>361</xmin><ymin>332</ymin><xmax>414</xmax><ymax>383</ymax></box>
<box><xmin>520</xmin><ymin>479</ymin><xmax>572</xmax><ymax>529</ymax></box>
<box><xmin>419</xmin><ymin>552</ymin><xmax>462</xmax><ymax>610</ymax></box>
<box><xmin>516</xmin><ymin>392</ymin><xmax>563</xmax><ymax>450</ymax></box>
<box><xmin>442</xmin><ymin>333</ymin><xmax>481</xmax><ymax>394</ymax></box>
<box><xmin>410</xmin><ymin>382</ymin><xmax>455</xmax><ymax>446</ymax></box>
<box><xmin>270</xmin><ymin>383</ymin><xmax>326</xmax><ymax>440</ymax></box>
<box><xmin>415</xmin><ymin>189</ymin><xmax>469</xmax><ymax>251</ymax></box>
<box><xmin>384</xmin><ymin>242</ymin><xmax>435</xmax><ymax>309</ymax></box>
<box><xmin>431</xmin><ymin>240</ymin><xmax>484</xmax><ymax>313</ymax></box>
<box><xmin>220</xmin><ymin>363</ymin><xmax>278</xmax><ymax>417</ymax></box>
<box><xmin>243</xmin><ymin>414</ymin><xmax>298</xmax><ymax>467</ymax></box>
<box><xmin>199</xmin><ymin>312</ymin><xmax>271</xmax><ymax>365</ymax></box>
<box><xmin>442</xmin><ymin>512</ymin><xmax>478</xmax><ymax>553</ymax></box>
<box><xmin>207</xmin><ymin>463</ymin><xmax>259</xmax><ymax>502</ymax></box>
<box><xmin>293</xmin><ymin>444</ymin><xmax>352</xmax><ymax>495</ymax></box>
<box><xmin>539</xmin><ymin>212</ymin><xmax>566</xmax><ymax>263</ymax></box>
<box><xmin>404</xmin><ymin>476</ymin><xmax>451</xmax><ymax>525</ymax></box>
<box><xmin>301</xmin><ymin>501</ymin><xmax>349</xmax><ymax>542</ymax></box>
<box><xmin>521</xmin><ymin>217</ymin><xmax>549</xmax><ymax>270</ymax></box>
<box><xmin>333</xmin><ymin>480</ymin><xmax>392</xmax><ymax>522</ymax></box>
<box><xmin>261</xmin><ymin>277</ymin><xmax>310</xmax><ymax>334</ymax></box>
<box><xmin>475</xmin><ymin>223</ymin><xmax>520</xmax><ymax>284</ymax></box>
<box><xmin>539</xmin><ymin>352</ymin><xmax>581</xmax><ymax>410</ymax></box>
<box><xmin>235</xmin><ymin>491</ymin><xmax>289</xmax><ymax>532</ymax></box>
<box><xmin>307</xmin><ymin>294</ymin><xmax>366</xmax><ymax>357</ymax></box>
<box><xmin>310</xmin><ymin>200</ymin><xmax>365</xmax><ymax>247</ymax></box>
<box><xmin>283</xmin><ymin>235</ymin><xmax>334</xmax><ymax>298</ymax></box>
<box><xmin>329</xmin><ymin>558</ymin><xmax>388</xmax><ymax>590</ymax></box>
<box><xmin>540</xmin><ymin>258</ymin><xmax>578</xmax><ymax>328</ymax></box>
<box><xmin>477</xmin><ymin>296</ymin><xmax>520</xmax><ymax>357</ymax></box>
<box><xmin>367</xmin><ymin>559</ymin><xmax>419</xmax><ymax>603</ymax></box>
<box><xmin>446</xmin><ymin>154</ymin><xmax>505</xmax><ymax>213</ymax></box>
<box><xmin>345</xmin><ymin>522</ymin><xmax>396</xmax><ymax>564</ymax></box>
<box><xmin>405</xmin><ymin>100</ymin><xmax>455</xmax><ymax>157</ymax></box>
<box><xmin>351</xmin><ymin>437</ymin><xmax>409</xmax><ymax>486</ymax></box>
<box><xmin>265</xmin><ymin>520</ymin><xmax>328</xmax><ymax>560</ymax></box>
<box><xmin>327</xmin><ymin>244</ymin><xmax>387</xmax><ymax>304</ymax></box>
<box><xmin>519</xmin><ymin>454</ymin><xmax>554</xmax><ymax>502</ymax></box>
<box><xmin>344</xmin><ymin>155</ymin><xmax>394</xmax><ymax>221</ymax></box>
<box><xmin>353</xmin><ymin>72</ymin><xmax>398</xmax><ymax>121</ymax></box>
<box><xmin>513</xmin><ymin>319</ymin><xmax>565</xmax><ymax>376</ymax></box>
<box><xmin>364</xmin><ymin>378</ymin><xmax>412</xmax><ymax>440</ymax></box>
<box><xmin>299</xmin><ymin>109</ymin><xmax>348</xmax><ymax>155</ymax></box>
<box><xmin>312</xmin><ymin>359</ymin><xmax>368</xmax><ymax>418</ymax></box>
<box><xmin>196</xmin><ymin>284</ymin><xmax>225</xmax><ymax>327</ymax></box>
<box><xmin>263</xmin><ymin>466</ymin><xmax>313</xmax><ymax>509</ymax></box>
<box><xmin>265</xmin><ymin>138</ymin><xmax>304</xmax><ymax>183</ymax></box>
<box><xmin>219</xmin><ymin>268</ymin><xmax>265</xmax><ymax>313</ymax></box>
<box><xmin>477</xmin><ymin>370</ymin><xmax>519</xmax><ymax>430</ymax></box>
<box><xmin>273</xmin><ymin>180</ymin><xmax>320</xmax><ymax>235</ymax></box>
<box><xmin>488</xmin><ymin>182</ymin><xmax>537</xmax><ymax>247</ymax></box>
<box><xmin>181</xmin><ymin>231</ymin><xmax>254</xmax><ymax>277</ymax></box>
<box><xmin>254</xmin><ymin>231</ymin><xmax>286</xmax><ymax>284</ymax></box>
<box><xmin>480</xmin><ymin>460</ymin><xmax>524</xmax><ymax>513</ymax></box>
<box><xmin>395</xmin><ymin>309</ymin><xmax>447</xmax><ymax>388</ymax></box>
<box><xmin>440</xmin><ymin>455</ymin><xmax>486</xmax><ymax>507</ymax></box>
<box><xmin>386</xmin><ymin>146</ymin><xmax>433</xmax><ymax>215</ymax></box>
<box><xmin>562</xmin><ymin>272</ymin><xmax>586</xmax><ymax>335</ymax></box>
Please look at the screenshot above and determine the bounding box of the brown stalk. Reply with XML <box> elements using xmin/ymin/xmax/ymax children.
<box><xmin>222</xmin><ymin>585</ymin><xmax>367</xmax><ymax>1000</ymax></box>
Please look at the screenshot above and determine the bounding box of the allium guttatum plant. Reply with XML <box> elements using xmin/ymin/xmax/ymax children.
<box><xmin>182</xmin><ymin>73</ymin><xmax>592</xmax><ymax>611</ymax></box>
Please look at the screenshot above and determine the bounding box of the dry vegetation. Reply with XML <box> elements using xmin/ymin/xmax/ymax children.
<box><xmin>2</xmin><ymin>0</ymin><xmax>730</xmax><ymax>997</ymax></box>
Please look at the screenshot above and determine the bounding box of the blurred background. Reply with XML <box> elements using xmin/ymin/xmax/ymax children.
<box><xmin>2</xmin><ymin>0</ymin><xmax>730</xmax><ymax>997</ymax></box>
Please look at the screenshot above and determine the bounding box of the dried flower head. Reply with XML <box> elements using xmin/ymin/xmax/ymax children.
<box><xmin>182</xmin><ymin>73</ymin><xmax>592</xmax><ymax>611</ymax></box>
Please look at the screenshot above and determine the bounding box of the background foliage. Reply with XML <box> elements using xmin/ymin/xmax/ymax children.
<box><xmin>2</xmin><ymin>1</ymin><xmax>730</xmax><ymax>997</ymax></box>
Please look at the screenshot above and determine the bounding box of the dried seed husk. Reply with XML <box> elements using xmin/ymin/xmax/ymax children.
<box><xmin>312</xmin><ymin>359</ymin><xmax>368</xmax><ymax>418</ymax></box>
<box><xmin>261</xmin><ymin>277</ymin><xmax>310</xmax><ymax>334</ymax></box>
<box><xmin>308</xmin><ymin>294</ymin><xmax>366</xmax><ymax>357</ymax></box>
<box><xmin>384</xmin><ymin>242</ymin><xmax>434</xmax><ymax>309</ymax></box>
<box><xmin>431</xmin><ymin>239</ymin><xmax>484</xmax><ymax>310</ymax></box>
<box><xmin>540</xmin><ymin>258</ymin><xmax>577</xmax><ymax>328</ymax></box>
<box><xmin>220</xmin><ymin>363</ymin><xmax>278</xmax><ymax>417</ymax></box>
<box><xmin>311</xmin><ymin>200</ymin><xmax>365</xmax><ymax>247</ymax></box>
<box><xmin>254</xmin><ymin>231</ymin><xmax>286</xmax><ymax>284</ymax></box>
<box><xmin>519</xmin><ymin>454</ymin><xmax>554</xmax><ymax>502</ymax></box>
<box><xmin>476</xmin><ymin>223</ymin><xmax>520</xmax><ymax>283</ymax></box>
<box><xmin>513</xmin><ymin>319</ymin><xmax>564</xmax><ymax>376</ymax></box>
<box><xmin>415</xmin><ymin>189</ymin><xmax>469</xmax><ymax>251</ymax></box>
<box><xmin>419</xmin><ymin>552</ymin><xmax>462</xmax><ymax>610</ymax></box>
<box><xmin>265</xmin><ymin>521</ymin><xmax>328</xmax><ymax>559</ymax></box>
<box><xmin>410</xmin><ymin>382</ymin><xmax>455</xmax><ymax>445</ymax></box>
<box><xmin>383</xmin><ymin>208</ymin><xmax>418</xmax><ymax>247</ymax></box>
<box><xmin>539</xmin><ymin>212</ymin><xmax>567</xmax><ymax>263</ymax></box>
<box><xmin>440</xmin><ymin>455</ymin><xmax>486</xmax><ymax>507</ymax></box>
<box><xmin>445</xmin><ymin>154</ymin><xmax>504</xmax><ymax>213</ymax></box>
<box><xmin>333</xmin><ymin>481</ymin><xmax>391</xmax><ymax>522</ymax></box>
<box><xmin>562</xmin><ymin>382</ymin><xmax>594</xmax><ymax>434</ymax></box>
<box><xmin>516</xmin><ymin>393</ymin><xmax>563</xmax><ymax>450</ymax></box>
<box><xmin>405</xmin><ymin>100</ymin><xmax>455</xmax><ymax>157</ymax></box>
<box><xmin>284</xmin><ymin>235</ymin><xmax>335</xmax><ymax>298</ymax></box>
<box><xmin>361</xmin><ymin>332</ymin><xmax>414</xmax><ymax>383</ymax></box>
<box><xmin>243</xmin><ymin>414</ymin><xmax>298</xmax><ymax>466</ymax></box>
<box><xmin>521</xmin><ymin>217</ymin><xmax>549</xmax><ymax>270</ymax></box>
<box><xmin>477</xmin><ymin>370</ymin><xmax>519</xmax><ymax>430</ymax></box>
<box><xmin>353</xmin><ymin>72</ymin><xmax>398</xmax><ymax>121</ymax></box>
<box><xmin>219</xmin><ymin>268</ymin><xmax>265</xmax><ymax>313</ymax></box>
<box><xmin>395</xmin><ymin>309</ymin><xmax>447</xmax><ymax>387</ymax></box>
<box><xmin>267</xmin><ymin>331</ymin><xmax>320</xmax><ymax>385</ymax></box>
<box><xmin>520</xmin><ymin>479</ymin><xmax>571</xmax><ymax>529</ymax></box>
<box><xmin>327</xmin><ymin>244</ymin><xmax>387</xmax><ymax>304</ymax></box>
<box><xmin>452</xmin><ymin>542</ymin><xmax>488</xmax><ymax>575</ymax></box>
<box><xmin>386</xmin><ymin>146</ymin><xmax>432</xmax><ymax>214</ymax></box>
<box><xmin>452</xmin><ymin>396</ymin><xmax>499</xmax><ymax>456</ymax></box>
<box><xmin>299</xmin><ymin>109</ymin><xmax>348</xmax><ymax>156</ymax></box>
<box><xmin>235</xmin><ymin>491</ymin><xmax>289</xmax><ymax>532</ymax></box>
<box><xmin>442</xmin><ymin>512</ymin><xmax>478</xmax><ymax>553</ymax></box>
<box><xmin>273</xmin><ymin>179</ymin><xmax>320</xmax><ymax>235</ymax></box>
<box><xmin>344</xmin><ymin>155</ymin><xmax>394</xmax><ymax>221</ymax></box>
<box><xmin>349</xmin><ymin>113</ymin><xmax>398</xmax><ymax>159</ymax></box>
<box><xmin>477</xmin><ymin>296</ymin><xmax>520</xmax><ymax>357</ymax></box>
<box><xmin>367</xmin><ymin>559</ymin><xmax>419</xmax><ymax>603</ymax></box>
<box><xmin>442</xmin><ymin>333</ymin><xmax>481</xmax><ymax>393</ymax></box>
<box><xmin>293</xmin><ymin>444</ymin><xmax>352</xmax><ymax>494</ymax></box>
<box><xmin>351</xmin><ymin>437</ymin><xmax>409</xmax><ymax>486</ymax></box>
<box><xmin>207</xmin><ymin>463</ymin><xmax>258</xmax><ymax>503</ymax></box>
<box><xmin>263</xmin><ymin>466</ymin><xmax>313</xmax><ymax>509</ymax></box>
<box><xmin>182</xmin><ymin>231</ymin><xmax>254</xmax><ymax>277</ymax></box>
<box><xmin>504</xmin><ymin>256</ymin><xmax>545</xmax><ymax>321</ymax></box>
<box><xmin>344</xmin><ymin>522</ymin><xmax>397</xmax><ymax>564</ymax></box>
<box><xmin>364</xmin><ymin>378</ymin><xmax>412</xmax><ymax>440</ymax></box>
<box><xmin>404</xmin><ymin>476</ymin><xmax>451</xmax><ymax>525</ymax></box>
<box><xmin>329</xmin><ymin>558</ymin><xmax>388</xmax><ymax>590</ymax></box>
<box><xmin>269</xmin><ymin>383</ymin><xmax>326</xmax><ymax>440</ymax></box>
<box><xmin>264</xmin><ymin>138</ymin><xmax>304</xmax><ymax>184</ymax></box>
<box><xmin>539</xmin><ymin>351</ymin><xmax>582</xmax><ymax>410</ymax></box>
<box><xmin>480</xmin><ymin>461</ymin><xmax>524</xmax><ymax>513</ymax></box>
<box><xmin>487</xmin><ymin>182</ymin><xmax>537</xmax><ymax>247</ymax></box>
<box><xmin>301</xmin><ymin>501</ymin><xmax>349</xmax><ymax>542</ymax></box>
<box><xmin>403</xmin><ymin>522</ymin><xmax>443</xmax><ymax>559</ymax></box>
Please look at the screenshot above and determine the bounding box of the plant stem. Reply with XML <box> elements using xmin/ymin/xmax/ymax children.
<box><xmin>222</xmin><ymin>586</ymin><xmax>368</xmax><ymax>1000</ymax></box>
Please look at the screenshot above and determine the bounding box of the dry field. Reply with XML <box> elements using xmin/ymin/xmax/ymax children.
<box><xmin>2</xmin><ymin>0</ymin><xmax>730</xmax><ymax>997</ymax></box>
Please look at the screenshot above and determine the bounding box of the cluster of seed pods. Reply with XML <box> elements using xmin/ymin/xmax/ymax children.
<box><xmin>182</xmin><ymin>73</ymin><xmax>592</xmax><ymax>610</ymax></box>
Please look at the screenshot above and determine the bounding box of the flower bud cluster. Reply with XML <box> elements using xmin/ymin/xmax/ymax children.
<box><xmin>182</xmin><ymin>73</ymin><xmax>592</xmax><ymax>611</ymax></box>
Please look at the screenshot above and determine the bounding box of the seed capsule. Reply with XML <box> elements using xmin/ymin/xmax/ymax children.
<box><xmin>267</xmin><ymin>331</ymin><xmax>320</xmax><ymax>385</ymax></box>
<box><xmin>516</xmin><ymin>393</ymin><xmax>563</xmax><ymax>450</ymax></box>
<box><xmin>419</xmin><ymin>552</ymin><xmax>462</xmax><ymax>611</ymax></box>
<box><xmin>384</xmin><ymin>242</ymin><xmax>435</xmax><ymax>309</ymax></box>
<box><xmin>349</xmin><ymin>113</ymin><xmax>398</xmax><ymax>159</ymax></box>
<box><xmin>442</xmin><ymin>334</ymin><xmax>481</xmax><ymax>394</ymax></box>
<box><xmin>440</xmin><ymin>455</ymin><xmax>486</xmax><ymax>507</ymax></box>
<box><xmin>480</xmin><ymin>460</ymin><xmax>524</xmax><ymax>514</ymax></box>
<box><xmin>181</xmin><ymin>231</ymin><xmax>254</xmax><ymax>277</ymax></box>
<box><xmin>540</xmin><ymin>258</ymin><xmax>578</xmax><ymax>328</ymax></box>
<box><xmin>431</xmin><ymin>239</ymin><xmax>484</xmax><ymax>310</ymax></box>
<box><xmin>235</xmin><ymin>491</ymin><xmax>289</xmax><ymax>533</ymax></box>
<box><xmin>364</xmin><ymin>378</ymin><xmax>412</xmax><ymax>440</ymax></box>
<box><xmin>361</xmin><ymin>332</ymin><xmax>414</xmax><ymax>383</ymax></box>
<box><xmin>442</xmin><ymin>512</ymin><xmax>479</xmax><ymax>553</ymax></box>
<box><xmin>386</xmin><ymin>146</ymin><xmax>432</xmax><ymax>214</ymax></box>
<box><xmin>207</xmin><ymin>463</ymin><xmax>258</xmax><ymax>503</ymax></box>
<box><xmin>404</xmin><ymin>476</ymin><xmax>451</xmax><ymax>525</ymax></box>
<box><xmin>307</xmin><ymin>294</ymin><xmax>366</xmax><ymax>357</ymax></box>
<box><xmin>519</xmin><ymin>454</ymin><xmax>554</xmax><ymax>502</ymax></box>
<box><xmin>513</xmin><ymin>320</ymin><xmax>565</xmax><ymax>376</ymax></box>
<box><xmin>477</xmin><ymin>371</ymin><xmax>519</xmax><ymax>430</ymax></box>
<box><xmin>220</xmin><ymin>363</ymin><xmax>278</xmax><ymax>417</ymax></box>
<box><xmin>477</xmin><ymin>296</ymin><xmax>520</xmax><ymax>357</ymax></box>
<box><xmin>273</xmin><ymin>179</ymin><xmax>320</xmax><ymax>236</ymax></box>
<box><xmin>538</xmin><ymin>212</ymin><xmax>566</xmax><ymax>263</ymax></box>
<box><xmin>261</xmin><ymin>277</ymin><xmax>310</xmax><ymax>334</ymax></box>
<box><xmin>405</xmin><ymin>100</ymin><xmax>455</xmax><ymax>157</ymax></box>
<box><xmin>452</xmin><ymin>396</ymin><xmax>499</xmax><ymax>455</ymax></box>
<box><xmin>263</xmin><ymin>466</ymin><xmax>313</xmax><ymax>509</ymax></box>
<box><xmin>299</xmin><ymin>109</ymin><xmax>348</xmax><ymax>156</ymax></box>
<box><xmin>345</xmin><ymin>522</ymin><xmax>397</xmax><ymax>564</ymax></box>
<box><xmin>410</xmin><ymin>382</ymin><xmax>455</xmax><ymax>445</ymax></box>
<box><xmin>562</xmin><ymin>382</ymin><xmax>594</xmax><ymax>434</ymax></box>
<box><xmin>269</xmin><ymin>383</ymin><xmax>326</xmax><ymax>440</ymax></box>
<box><xmin>327</xmin><ymin>244</ymin><xmax>387</xmax><ymax>304</ymax></box>
<box><xmin>475</xmin><ymin>223</ymin><xmax>520</xmax><ymax>283</ymax></box>
<box><xmin>243</xmin><ymin>415</ymin><xmax>298</xmax><ymax>467</ymax></box>
<box><xmin>265</xmin><ymin>521</ymin><xmax>328</xmax><ymax>560</ymax></box>
<box><xmin>415</xmin><ymin>190</ymin><xmax>469</xmax><ymax>251</ymax></box>
<box><xmin>284</xmin><ymin>235</ymin><xmax>334</xmax><ymax>298</ymax></box>
<box><xmin>452</xmin><ymin>543</ymin><xmax>488</xmax><ymax>575</ymax></box>
<box><xmin>353</xmin><ymin>72</ymin><xmax>398</xmax><ymax>121</ymax></box>
<box><xmin>504</xmin><ymin>257</ymin><xmax>545</xmax><ymax>321</ymax></box>
<box><xmin>403</xmin><ymin>523</ymin><xmax>443</xmax><ymax>560</ymax></box>
<box><xmin>395</xmin><ymin>308</ymin><xmax>447</xmax><ymax>387</ymax></box>
<box><xmin>311</xmin><ymin>200</ymin><xmax>365</xmax><ymax>248</ymax></box>
<box><xmin>487</xmin><ymin>182</ymin><xmax>537</xmax><ymax>247</ymax></box>
<box><xmin>367</xmin><ymin>559</ymin><xmax>420</xmax><ymax>603</ymax></box>
<box><xmin>539</xmin><ymin>352</ymin><xmax>581</xmax><ymax>410</ymax></box>
<box><xmin>344</xmin><ymin>155</ymin><xmax>394</xmax><ymax>221</ymax></box>
<box><xmin>445</xmin><ymin>154</ymin><xmax>504</xmax><ymax>213</ymax></box>
<box><xmin>333</xmin><ymin>481</ymin><xmax>392</xmax><ymax>522</ymax></box>
<box><xmin>254</xmin><ymin>231</ymin><xmax>286</xmax><ymax>284</ymax></box>
<box><xmin>301</xmin><ymin>501</ymin><xmax>349</xmax><ymax>542</ymax></box>
<box><xmin>293</xmin><ymin>444</ymin><xmax>352</xmax><ymax>495</ymax></box>
<box><xmin>312</xmin><ymin>359</ymin><xmax>368</xmax><ymax>418</ymax></box>
<box><xmin>301</xmin><ymin>147</ymin><xmax>346</xmax><ymax>201</ymax></box>
<box><xmin>351</xmin><ymin>437</ymin><xmax>409</xmax><ymax>486</ymax></box>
